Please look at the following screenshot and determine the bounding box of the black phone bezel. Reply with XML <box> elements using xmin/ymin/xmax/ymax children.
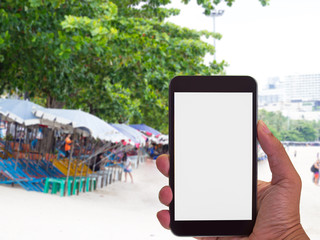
<box><xmin>168</xmin><ymin>75</ymin><xmax>257</xmax><ymax>237</ymax></box>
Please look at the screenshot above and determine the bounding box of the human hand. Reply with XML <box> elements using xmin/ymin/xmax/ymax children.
<box><xmin>156</xmin><ymin>120</ymin><xmax>309</xmax><ymax>240</ymax></box>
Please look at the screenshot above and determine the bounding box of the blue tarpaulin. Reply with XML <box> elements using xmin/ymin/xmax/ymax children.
<box><xmin>130</xmin><ymin>124</ymin><xmax>161</xmax><ymax>136</ymax></box>
<box><xmin>111</xmin><ymin>124</ymin><xmax>145</xmax><ymax>145</ymax></box>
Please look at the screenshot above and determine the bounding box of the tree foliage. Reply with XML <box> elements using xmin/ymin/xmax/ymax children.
<box><xmin>0</xmin><ymin>0</ymin><xmax>266</xmax><ymax>133</ymax></box>
<box><xmin>259</xmin><ymin>109</ymin><xmax>320</xmax><ymax>142</ymax></box>
<box><xmin>181</xmin><ymin>0</ymin><xmax>269</xmax><ymax>15</ymax></box>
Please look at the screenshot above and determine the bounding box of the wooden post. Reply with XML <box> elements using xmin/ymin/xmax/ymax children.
<box><xmin>13</xmin><ymin>123</ymin><xmax>19</xmax><ymax>170</ymax></box>
<box><xmin>64</xmin><ymin>131</ymin><xmax>75</xmax><ymax>196</ymax></box>
<box><xmin>83</xmin><ymin>136</ymin><xmax>94</xmax><ymax>192</ymax></box>
<box><xmin>4</xmin><ymin>119</ymin><xmax>10</xmax><ymax>159</ymax></box>
<box><xmin>71</xmin><ymin>133</ymin><xmax>81</xmax><ymax>195</ymax></box>
<box><xmin>37</xmin><ymin>127</ymin><xmax>45</xmax><ymax>170</ymax></box>
<box><xmin>45</xmin><ymin>127</ymin><xmax>54</xmax><ymax>172</ymax></box>
<box><xmin>14</xmin><ymin>123</ymin><xmax>25</xmax><ymax>171</ymax></box>
<box><xmin>76</xmin><ymin>135</ymin><xmax>85</xmax><ymax>195</ymax></box>
<box><xmin>25</xmin><ymin>126</ymin><xmax>31</xmax><ymax>171</ymax></box>
<box><xmin>50</xmin><ymin>128</ymin><xmax>57</xmax><ymax>171</ymax></box>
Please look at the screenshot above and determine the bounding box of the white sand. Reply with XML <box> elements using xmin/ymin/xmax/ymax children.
<box><xmin>0</xmin><ymin>146</ymin><xmax>319</xmax><ymax>239</ymax></box>
<box><xmin>258</xmin><ymin>146</ymin><xmax>320</xmax><ymax>239</ymax></box>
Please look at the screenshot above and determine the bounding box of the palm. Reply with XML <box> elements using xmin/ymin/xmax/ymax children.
<box><xmin>250</xmin><ymin>179</ymin><xmax>301</xmax><ymax>239</ymax></box>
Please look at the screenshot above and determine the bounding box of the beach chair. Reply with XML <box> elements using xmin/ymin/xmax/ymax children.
<box><xmin>16</xmin><ymin>158</ymin><xmax>63</xmax><ymax>179</ymax></box>
<box><xmin>38</xmin><ymin>159</ymin><xmax>64</xmax><ymax>178</ymax></box>
<box><xmin>53</xmin><ymin>159</ymin><xmax>92</xmax><ymax>177</ymax></box>
<box><xmin>105</xmin><ymin>163</ymin><xmax>123</xmax><ymax>182</ymax></box>
<box><xmin>97</xmin><ymin>168</ymin><xmax>113</xmax><ymax>187</ymax></box>
<box><xmin>44</xmin><ymin>177</ymin><xmax>79</xmax><ymax>197</ymax></box>
<box><xmin>0</xmin><ymin>158</ymin><xmax>45</xmax><ymax>192</ymax></box>
<box><xmin>88</xmin><ymin>173</ymin><xmax>102</xmax><ymax>189</ymax></box>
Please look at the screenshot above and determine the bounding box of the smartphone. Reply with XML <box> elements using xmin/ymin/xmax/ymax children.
<box><xmin>169</xmin><ymin>76</ymin><xmax>257</xmax><ymax>236</ymax></box>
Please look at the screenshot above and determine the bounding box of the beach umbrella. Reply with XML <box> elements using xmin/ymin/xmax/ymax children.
<box><xmin>157</xmin><ymin>134</ymin><xmax>168</xmax><ymax>145</ymax></box>
<box><xmin>148</xmin><ymin>134</ymin><xmax>162</xmax><ymax>144</ymax></box>
<box><xmin>110</xmin><ymin>124</ymin><xmax>146</xmax><ymax>146</ymax></box>
<box><xmin>33</xmin><ymin>108</ymin><xmax>128</xmax><ymax>142</ymax></box>
<box><xmin>129</xmin><ymin>124</ymin><xmax>161</xmax><ymax>136</ymax></box>
<box><xmin>129</xmin><ymin>124</ymin><xmax>166</xmax><ymax>145</ymax></box>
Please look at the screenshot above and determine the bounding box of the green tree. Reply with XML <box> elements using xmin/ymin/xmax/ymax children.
<box><xmin>259</xmin><ymin>109</ymin><xmax>288</xmax><ymax>135</ymax></box>
<box><xmin>0</xmin><ymin>0</ymin><xmax>119</xmax><ymax>107</ymax></box>
<box><xmin>181</xmin><ymin>0</ymin><xmax>269</xmax><ymax>15</ymax></box>
<box><xmin>259</xmin><ymin>109</ymin><xmax>320</xmax><ymax>142</ymax></box>
<box><xmin>291</xmin><ymin>121</ymin><xmax>317</xmax><ymax>142</ymax></box>
<box><xmin>281</xmin><ymin>129</ymin><xmax>304</xmax><ymax>142</ymax></box>
<box><xmin>1</xmin><ymin>0</ymin><xmax>268</xmax><ymax>132</ymax></box>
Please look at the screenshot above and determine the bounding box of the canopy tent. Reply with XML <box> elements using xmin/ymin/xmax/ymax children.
<box><xmin>0</xmin><ymin>99</ymin><xmax>44</xmax><ymax>126</ymax></box>
<box><xmin>0</xmin><ymin>99</ymin><xmax>130</xmax><ymax>197</ymax></box>
<box><xmin>33</xmin><ymin>108</ymin><xmax>128</xmax><ymax>142</ymax></box>
<box><xmin>147</xmin><ymin>134</ymin><xmax>168</xmax><ymax>145</ymax></box>
<box><xmin>157</xmin><ymin>134</ymin><xmax>168</xmax><ymax>145</ymax></box>
<box><xmin>0</xmin><ymin>99</ymin><xmax>74</xmax><ymax>132</ymax></box>
<box><xmin>129</xmin><ymin>124</ymin><xmax>161</xmax><ymax>136</ymax></box>
<box><xmin>110</xmin><ymin>124</ymin><xmax>146</xmax><ymax>146</ymax></box>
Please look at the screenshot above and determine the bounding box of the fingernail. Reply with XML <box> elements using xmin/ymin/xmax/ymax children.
<box><xmin>260</xmin><ymin>120</ymin><xmax>271</xmax><ymax>134</ymax></box>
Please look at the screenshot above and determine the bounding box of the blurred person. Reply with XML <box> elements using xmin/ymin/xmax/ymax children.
<box><xmin>311</xmin><ymin>159</ymin><xmax>320</xmax><ymax>185</ymax></box>
<box><xmin>123</xmin><ymin>152</ymin><xmax>133</xmax><ymax>183</ymax></box>
<box><xmin>89</xmin><ymin>153</ymin><xmax>105</xmax><ymax>172</ymax></box>
<box><xmin>64</xmin><ymin>134</ymin><xmax>72</xmax><ymax>158</ymax></box>
<box><xmin>127</xmin><ymin>147</ymin><xmax>138</xmax><ymax>156</ymax></box>
<box><xmin>156</xmin><ymin>120</ymin><xmax>309</xmax><ymax>239</ymax></box>
<box><xmin>162</xmin><ymin>144</ymin><xmax>169</xmax><ymax>154</ymax></box>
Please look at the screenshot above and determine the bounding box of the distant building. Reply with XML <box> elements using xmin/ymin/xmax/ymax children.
<box><xmin>259</xmin><ymin>74</ymin><xmax>320</xmax><ymax>121</ymax></box>
<box><xmin>260</xmin><ymin>74</ymin><xmax>320</xmax><ymax>103</ymax></box>
<box><xmin>283</xmin><ymin>74</ymin><xmax>320</xmax><ymax>102</ymax></box>
<box><xmin>258</xmin><ymin>77</ymin><xmax>284</xmax><ymax>106</ymax></box>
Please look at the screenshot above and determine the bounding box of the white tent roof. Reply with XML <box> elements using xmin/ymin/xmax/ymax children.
<box><xmin>0</xmin><ymin>99</ymin><xmax>43</xmax><ymax>126</ymax></box>
<box><xmin>33</xmin><ymin>108</ymin><xmax>128</xmax><ymax>142</ymax></box>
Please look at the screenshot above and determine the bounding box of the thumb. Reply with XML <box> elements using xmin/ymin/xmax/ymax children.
<box><xmin>257</xmin><ymin>120</ymin><xmax>299</xmax><ymax>184</ymax></box>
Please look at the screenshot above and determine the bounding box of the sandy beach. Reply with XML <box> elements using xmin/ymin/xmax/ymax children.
<box><xmin>258</xmin><ymin>146</ymin><xmax>320</xmax><ymax>239</ymax></box>
<box><xmin>0</xmin><ymin>146</ymin><xmax>319</xmax><ymax>240</ymax></box>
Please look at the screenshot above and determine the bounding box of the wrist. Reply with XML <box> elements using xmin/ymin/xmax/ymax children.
<box><xmin>283</xmin><ymin>224</ymin><xmax>309</xmax><ymax>240</ymax></box>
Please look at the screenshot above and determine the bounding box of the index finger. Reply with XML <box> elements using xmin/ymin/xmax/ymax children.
<box><xmin>156</xmin><ymin>154</ymin><xmax>169</xmax><ymax>177</ymax></box>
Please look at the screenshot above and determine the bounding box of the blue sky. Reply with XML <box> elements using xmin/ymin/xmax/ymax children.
<box><xmin>166</xmin><ymin>0</ymin><xmax>320</xmax><ymax>87</ymax></box>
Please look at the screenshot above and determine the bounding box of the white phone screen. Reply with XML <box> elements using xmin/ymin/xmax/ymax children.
<box><xmin>174</xmin><ymin>92</ymin><xmax>253</xmax><ymax>221</ymax></box>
